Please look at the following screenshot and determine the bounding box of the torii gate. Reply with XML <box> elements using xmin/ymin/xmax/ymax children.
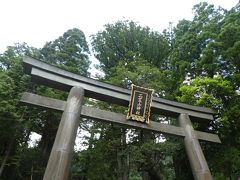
<box><xmin>20</xmin><ymin>56</ymin><xmax>221</xmax><ymax>180</ymax></box>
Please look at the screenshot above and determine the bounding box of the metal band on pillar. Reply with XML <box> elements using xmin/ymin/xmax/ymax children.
<box><xmin>43</xmin><ymin>86</ymin><xmax>84</xmax><ymax>180</ymax></box>
<box><xmin>179</xmin><ymin>114</ymin><xmax>213</xmax><ymax>180</ymax></box>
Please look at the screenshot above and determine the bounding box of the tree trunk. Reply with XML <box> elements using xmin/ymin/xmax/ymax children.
<box><xmin>0</xmin><ymin>138</ymin><xmax>14</xmax><ymax>177</ymax></box>
<box><xmin>139</xmin><ymin>130</ymin><xmax>162</xmax><ymax>180</ymax></box>
<box><xmin>31</xmin><ymin>165</ymin><xmax>34</xmax><ymax>180</ymax></box>
<box><xmin>142</xmin><ymin>171</ymin><xmax>150</xmax><ymax>180</ymax></box>
<box><xmin>88</xmin><ymin>125</ymin><xmax>95</xmax><ymax>150</ymax></box>
<box><xmin>121</xmin><ymin>128</ymin><xmax>129</xmax><ymax>180</ymax></box>
<box><xmin>39</xmin><ymin>111</ymin><xmax>59</xmax><ymax>157</ymax></box>
<box><xmin>117</xmin><ymin>128</ymin><xmax>129</xmax><ymax>180</ymax></box>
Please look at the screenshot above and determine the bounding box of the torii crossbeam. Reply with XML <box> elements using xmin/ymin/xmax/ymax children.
<box><xmin>20</xmin><ymin>56</ymin><xmax>221</xmax><ymax>180</ymax></box>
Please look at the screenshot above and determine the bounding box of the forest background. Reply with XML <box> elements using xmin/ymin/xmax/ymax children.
<box><xmin>0</xmin><ymin>2</ymin><xmax>240</xmax><ymax>180</ymax></box>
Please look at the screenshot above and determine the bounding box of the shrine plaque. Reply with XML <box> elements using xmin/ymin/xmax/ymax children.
<box><xmin>127</xmin><ymin>84</ymin><xmax>154</xmax><ymax>123</ymax></box>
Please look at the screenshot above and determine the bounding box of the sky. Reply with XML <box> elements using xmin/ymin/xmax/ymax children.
<box><xmin>0</xmin><ymin>0</ymin><xmax>239</xmax><ymax>55</ymax></box>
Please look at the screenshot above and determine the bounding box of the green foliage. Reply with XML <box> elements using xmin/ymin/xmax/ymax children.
<box><xmin>91</xmin><ymin>20</ymin><xmax>177</xmax><ymax>179</ymax></box>
<box><xmin>177</xmin><ymin>75</ymin><xmax>240</xmax><ymax>178</ymax></box>
<box><xmin>0</xmin><ymin>44</ymin><xmax>39</xmax><ymax>179</ymax></box>
<box><xmin>130</xmin><ymin>140</ymin><xmax>177</xmax><ymax>180</ymax></box>
<box><xmin>41</xmin><ymin>28</ymin><xmax>90</xmax><ymax>76</ymax></box>
<box><xmin>170</xmin><ymin>2</ymin><xmax>226</xmax><ymax>80</ymax></box>
<box><xmin>0</xmin><ymin>72</ymin><xmax>17</xmax><ymax>139</ymax></box>
<box><xmin>106</xmin><ymin>52</ymin><xmax>171</xmax><ymax>97</ymax></box>
<box><xmin>177</xmin><ymin>76</ymin><xmax>234</xmax><ymax>108</ymax></box>
<box><xmin>92</xmin><ymin>20</ymin><xmax>170</xmax><ymax>77</ymax></box>
<box><xmin>0</xmin><ymin>28</ymin><xmax>91</xmax><ymax>179</ymax></box>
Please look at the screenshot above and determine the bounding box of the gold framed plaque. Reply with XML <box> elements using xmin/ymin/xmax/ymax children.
<box><xmin>127</xmin><ymin>84</ymin><xmax>154</xmax><ymax>124</ymax></box>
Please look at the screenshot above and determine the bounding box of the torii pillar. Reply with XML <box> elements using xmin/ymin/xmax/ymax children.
<box><xmin>179</xmin><ymin>114</ymin><xmax>213</xmax><ymax>180</ymax></box>
<box><xmin>43</xmin><ymin>87</ymin><xmax>84</xmax><ymax>180</ymax></box>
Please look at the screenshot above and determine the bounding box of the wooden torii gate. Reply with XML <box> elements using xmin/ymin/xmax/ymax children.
<box><xmin>20</xmin><ymin>56</ymin><xmax>221</xmax><ymax>180</ymax></box>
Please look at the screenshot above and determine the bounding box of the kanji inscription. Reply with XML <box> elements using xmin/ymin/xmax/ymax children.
<box><xmin>127</xmin><ymin>84</ymin><xmax>154</xmax><ymax>123</ymax></box>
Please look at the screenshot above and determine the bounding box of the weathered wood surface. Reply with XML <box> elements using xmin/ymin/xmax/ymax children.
<box><xmin>22</xmin><ymin>56</ymin><xmax>217</xmax><ymax>121</ymax></box>
<box><xmin>179</xmin><ymin>114</ymin><xmax>213</xmax><ymax>180</ymax></box>
<box><xmin>43</xmin><ymin>87</ymin><xmax>84</xmax><ymax>180</ymax></box>
<box><xmin>20</xmin><ymin>92</ymin><xmax>221</xmax><ymax>143</ymax></box>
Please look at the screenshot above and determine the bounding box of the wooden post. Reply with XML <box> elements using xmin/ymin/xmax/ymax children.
<box><xmin>43</xmin><ymin>86</ymin><xmax>84</xmax><ymax>180</ymax></box>
<box><xmin>178</xmin><ymin>113</ymin><xmax>213</xmax><ymax>180</ymax></box>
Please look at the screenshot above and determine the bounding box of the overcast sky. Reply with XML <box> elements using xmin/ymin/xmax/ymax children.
<box><xmin>0</xmin><ymin>0</ymin><xmax>239</xmax><ymax>54</ymax></box>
